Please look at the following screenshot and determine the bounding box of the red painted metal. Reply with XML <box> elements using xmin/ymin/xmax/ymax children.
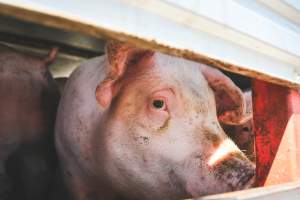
<box><xmin>252</xmin><ymin>79</ymin><xmax>300</xmax><ymax>187</ymax></box>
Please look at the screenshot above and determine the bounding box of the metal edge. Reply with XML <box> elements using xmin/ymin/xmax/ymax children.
<box><xmin>0</xmin><ymin>2</ymin><xmax>299</xmax><ymax>88</ymax></box>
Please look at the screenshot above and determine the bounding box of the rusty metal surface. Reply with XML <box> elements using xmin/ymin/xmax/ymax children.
<box><xmin>0</xmin><ymin>1</ymin><xmax>299</xmax><ymax>88</ymax></box>
<box><xmin>252</xmin><ymin>80</ymin><xmax>300</xmax><ymax>186</ymax></box>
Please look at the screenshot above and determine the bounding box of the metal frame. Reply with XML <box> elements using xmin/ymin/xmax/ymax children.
<box><xmin>0</xmin><ymin>0</ymin><xmax>299</xmax><ymax>88</ymax></box>
<box><xmin>197</xmin><ymin>180</ymin><xmax>300</xmax><ymax>200</ymax></box>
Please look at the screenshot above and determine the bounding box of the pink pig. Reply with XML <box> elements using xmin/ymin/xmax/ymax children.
<box><xmin>55</xmin><ymin>41</ymin><xmax>255</xmax><ymax>200</ymax></box>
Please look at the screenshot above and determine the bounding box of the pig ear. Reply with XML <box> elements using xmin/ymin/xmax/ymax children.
<box><xmin>199</xmin><ymin>64</ymin><xmax>246</xmax><ymax>125</ymax></box>
<box><xmin>95</xmin><ymin>41</ymin><xmax>154</xmax><ymax>108</ymax></box>
<box><xmin>43</xmin><ymin>47</ymin><xmax>59</xmax><ymax>67</ymax></box>
<box><xmin>242</xmin><ymin>90</ymin><xmax>253</xmax><ymax>123</ymax></box>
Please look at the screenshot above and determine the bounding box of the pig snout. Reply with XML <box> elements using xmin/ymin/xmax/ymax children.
<box><xmin>208</xmin><ymin>138</ymin><xmax>255</xmax><ymax>191</ymax></box>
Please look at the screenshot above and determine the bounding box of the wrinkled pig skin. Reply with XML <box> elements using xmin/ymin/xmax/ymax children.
<box><xmin>222</xmin><ymin>90</ymin><xmax>255</xmax><ymax>162</ymax></box>
<box><xmin>55</xmin><ymin>41</ymin><xmax>255</xmax><ymax>200</ymax></box>
<box><xmin>0</xmin><ymin>44</ymin><xmax>60</xmax><ymax>200</ymax></box>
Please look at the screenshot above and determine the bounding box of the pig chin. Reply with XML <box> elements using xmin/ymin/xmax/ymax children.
<box><xmin>185</xmin><ymin>173</ymin><xmax>255</xmax><ymax>198</ymax></box>
<box><xmin>212</xmin><ymin>157</ymin><xmax>255</xmax><ymax>191</ymax></box>
<box><xmin>183</xmin><ymin>160</ymin><xmax>255</xmax><ymax>198</ymax></box>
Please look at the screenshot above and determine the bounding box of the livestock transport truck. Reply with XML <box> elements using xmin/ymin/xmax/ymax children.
<box><xmin>0</xmin><ymin>0</ymin><xmax>299</xmax><ymax>200</ymax></box>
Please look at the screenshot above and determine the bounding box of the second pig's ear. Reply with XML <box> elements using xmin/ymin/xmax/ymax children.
<box><xmin>95</xmin><ymin>41</ymin><xmax>154</xmax><ymax>108</ymax></box>
<box><xmin>199</xmin><ymin>64</ymin><xmax>246</xmax><ymax>125</ymax></box>
<box><xmin>43</xmin><ymin>47</ymin><xmax>59</xmax><ymax>67</ymax></box>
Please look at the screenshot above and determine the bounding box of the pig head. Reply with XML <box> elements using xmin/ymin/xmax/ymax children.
<box><xmin>55</xmin><ymin>41</ymin><xmax>255</xmax><ymax>200</ymax></box>
<box><xmin>222</xmin><ymin>90</ymin><xmax>255</xmax><ymax>162</ymax></box>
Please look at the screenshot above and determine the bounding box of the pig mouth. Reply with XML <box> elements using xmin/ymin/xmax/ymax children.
<box><xmin>226</xmin><ymin>168</ymin><xmax>255</xmax><ymax>191</ymax></box>
<box><xmin>211</xmin><ymin>158</ymin><xmax>255</xmax><ymax>192</ymax></box>
<box><xmin>182</xmin><ymin>169</ymin><xmax>255</xmax><ymax>198</ymax></box>
<box><xmin>236</xmin><ymin>172</ymin><xmax>255</xmax><ymax>190</ymax></box>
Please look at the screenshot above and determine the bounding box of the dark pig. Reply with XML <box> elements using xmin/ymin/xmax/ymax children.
<box><xmin>55</xmin><ymin>41</ymin><xmax>255</xmax><ymax>200</ymax></box>
<box><xmin>222</xmin><ymin>90</ymin><xmax>255</xmax><ymax>162</ymax></box>
<box><xmin>0</xmin><ymin>44</ymin><xmax>60</xmax><ymax>200</ymax></box>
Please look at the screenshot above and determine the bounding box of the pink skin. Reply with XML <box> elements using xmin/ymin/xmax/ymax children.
<box><xmin>55</xmin><ymin>41</ymin><xmax>255</xmax><ymax>200</ymax></box>
<box><xmin>0</xmin><ymin>44</ymin><xmax>60</xmax><ymax>200</ymax></box>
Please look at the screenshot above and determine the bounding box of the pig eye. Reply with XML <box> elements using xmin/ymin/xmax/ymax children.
<box><xmin>152</xmin><ymin>99</ymin><xmax>165</xmax><ymax>109</ymax></box>
<box><xmin>242</xmin><ymin>127</ymin><xmax>250</xmax><ymax>132</ymax></box>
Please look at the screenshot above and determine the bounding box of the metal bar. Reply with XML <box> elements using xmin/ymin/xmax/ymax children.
<box><xmin>161</xmin><ymin>0</ymin><xmax>300</xmax><ymax>64</ymax></box>
<box><xmin>252</xmin><ymin>79</ymin><xmax>300</xmax><ymax>186</ymax></box>
<box><xmin>0</xmin><ymin>0</ymin><xmax>299</xmax><ymax>88</ymax></box>
<box><xmin>0</xmin><ymin>15</ymin><xmax>105</xmax><ymax>57</ymax></box>
<box><xmin>196</xmin><ymin>181</ymin><xmax>300</xmax><ymax>200</ymax></box>
<box><xmin>258</xmin><ymin>0</ymin><xmax>300</xmax><ymax>27</ymax></box>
